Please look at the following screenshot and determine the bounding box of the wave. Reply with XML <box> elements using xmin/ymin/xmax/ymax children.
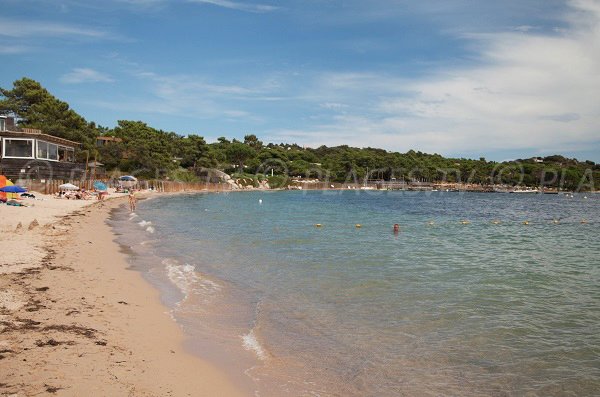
<box><xmin>138</xmin><ymin>220</ymin><xmax>152</xmax><ymax>227</ymax></box>
<box><xmin>163</xmin><ymin>259</ymin><xmax>221</xmax><ymax>306</ymax></box>
<box><xmin>146</xmin><ymin>226</ymin><xmax>155</xmax><ymax>234</ymax></box>
<box><xmin>242</xmin><ymin>298</ymin><xmax>269</xmax><ymax>362</ymax></box>
<box><xmin>241</xmin><ymin>329</ymin><xmax>268</xmax><ymax>361</ymax></box>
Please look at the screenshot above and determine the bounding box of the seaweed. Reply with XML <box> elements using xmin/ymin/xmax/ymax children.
<box><xmin>45</xmin><ymin>384</ymin><xmax>63</xmax><ymax>393</ymax></box>
<box><xmin>41</xmin><ymin>324</ymin><xmax>97</xmax><ymax>339</ymax></box>
<box><xmin>35</xmin><ymin>339</ymin><xmax>75</xmax><ymax>347</ymax></box>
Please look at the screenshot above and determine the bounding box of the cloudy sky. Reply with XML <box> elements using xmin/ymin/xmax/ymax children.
<box><xmin>1</xmin><ymin>0</ymin><xmax>599</xmax><ymax>161</ymax></box>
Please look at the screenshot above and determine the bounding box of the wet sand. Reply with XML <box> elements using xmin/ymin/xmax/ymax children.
<box><xmin>0</xmin><ymin>193</ymin><xmax>244</xmax><ymax>396</ymax></box>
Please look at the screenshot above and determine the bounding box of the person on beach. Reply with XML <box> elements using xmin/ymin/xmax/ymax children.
<box><xmin>128</xmin><ymin>190</ymin><xmax>137</xmax><ymax>211</ymax></box>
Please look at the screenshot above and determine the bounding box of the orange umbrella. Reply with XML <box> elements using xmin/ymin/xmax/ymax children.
<box><xmin>0</xmin><ymin>175</ymin><xmax>7</xmax><ymax>201</ymax></box>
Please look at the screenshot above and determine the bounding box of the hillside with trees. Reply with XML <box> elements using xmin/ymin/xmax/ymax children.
<box><xmin>1</xmin><ymin>78</ymin><xmax>598</xmax><ymax>191</ymax></box>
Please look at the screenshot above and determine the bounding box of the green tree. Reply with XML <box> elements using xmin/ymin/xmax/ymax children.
<box><xmin>113</xmin><ymin>120</ymin><xmax>179</xmax><ymax>178</ymax></box>
<box><xmin>0</xmin><ymin>77</ymin><xmax>98</xmax><ymax>149</ymax></box>
<box><xmin>178</xmin><ymin>134</ymin><xmax>208</xmax><ymax>168</ymax></box>
<box><xmin>244</xmin><ymin>134</ymin><xmax>263</xmax><ymax>151</ymax></box>
<box><xmin>226</xmin><ymin>142</ymin><xmax>256</xmax><ymax>172</ymax></box>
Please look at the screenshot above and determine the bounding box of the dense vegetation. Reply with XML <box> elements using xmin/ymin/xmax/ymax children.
<box><xmin>1</xmin><ymin>78</ymin><xmax>598</xmax><ymax>191</ymax></box>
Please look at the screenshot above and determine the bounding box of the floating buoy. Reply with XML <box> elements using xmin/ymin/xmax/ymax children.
<box><xmin>427</xmin><ymin>221</ymin><xmax>435</xmax><ymax>226</ymax></box>
<box><xmin>259</xmin><ymin>199</ymin><xmax>263</xmax><ymax>204</ymax></box>
<box><xmin>552</xmin><ymin>219</ymin><xmax>559</xmax><ymax>224</ymax></box>
<box><xmin>460</xmin><ymin>220</ymin><xmax>470</xmax><ymax>225</ymax></box>
<box><xmin>315</xmin><ymin>224</ymin><xmax>322</xmax><ymax>228</ymax></box>
<box><xmin>523</xmin><ymin>221</ymin><xmax>530</xmax><ymax>225</ymax></box>
<box><xmin>581</xmin><ymin>219</ymin><xmax>588</xmax><ymax>224</ymax></box>
<box><xmin>492</xmin><ymin>220</ymin><xmax>501</xmax><ymax>225</ymax></box>
<box><xmin>355</xmin><ymin>224</ymin><xmax>362</xmax><ymax>228</ymax></box>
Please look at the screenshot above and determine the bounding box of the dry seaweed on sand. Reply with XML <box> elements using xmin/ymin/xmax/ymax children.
<box><xmin>41</xmin><ymin>324</ymin><xmax>98</xmax><ymax>339</ymax></box>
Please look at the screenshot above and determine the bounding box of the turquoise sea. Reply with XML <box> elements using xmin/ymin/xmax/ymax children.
<box><xmin>110</xmin><ymin>191</ymin><xmax>600</xmax><ymax>396</ymax></box>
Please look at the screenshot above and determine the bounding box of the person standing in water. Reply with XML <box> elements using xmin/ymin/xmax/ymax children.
<box><xmin>128</xmin><ymin>189</ymin><xmax>137</xmax><ymax>211</ymax></box>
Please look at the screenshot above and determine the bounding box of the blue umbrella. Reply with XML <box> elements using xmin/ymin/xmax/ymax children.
<box><xmin>93</xmin><ymin>181</ymin><xmax>107</xmax><ymax>191</ymax></box>
<box><xmin>0</xmin><ymin>185</ymin><xmax>27</xmax><ymax>193</ymax></box>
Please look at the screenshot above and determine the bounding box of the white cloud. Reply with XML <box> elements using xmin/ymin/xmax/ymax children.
<box><xmin>188</xmin><ymin>0</ymin><xmax>278</xmax><ymax>13</ymax></box>
<box><xmin>61</xmin><ymin>68</ymin><xmax>114</xmax><ymax>84</ymax></box>
<box><xmin>115</xmin><ymin>0</ymin><xmax>164</xmax><ymax>4</ymax></box>
<box><xmin>320</xmin><ymin>102</ymin><xmax>349</xmax><ymax>110</ymax></box>
<box><xmin>0</xmin><ymin>18</ymin><xmax>108</xmax><ymax>38</ymax></box>
<box><xmin>0</xmin><ymin>45</ymin><xmax>30</xmax><ymax>54</ymax></box>
<box><xmin>270</xmin><ymin>0</ymin><xmax>600</xmax><ymax>159</ymax></box>
<box><xmin>513</xmin><ymin>25</ymin><xmax>537</xmax><ymax>32</ymax></box>
<box><xmin>87</xmin><ymin>68</ymin><xmax>265</xmax><ymax>121</ymax></box>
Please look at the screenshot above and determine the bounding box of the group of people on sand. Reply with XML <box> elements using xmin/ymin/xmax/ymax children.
<box><xmin>55</xmin><ymin>188</ymin><xmax>112</xmax><ymax>200</ymax></box>
<box><xmin>53</xmin><ymin>186</ymin><xmax>136</xmax><ymax>209</ymax></box>
<box><xmin>56</xmin><ymin>189</ymin><xmax>92</xmax><ymax>200</ymax></box>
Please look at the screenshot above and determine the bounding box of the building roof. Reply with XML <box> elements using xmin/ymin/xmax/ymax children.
<box><xmin>0</xmin><ymin>130</ymin><xmax>81</xmax><ymax>148</ymax></box>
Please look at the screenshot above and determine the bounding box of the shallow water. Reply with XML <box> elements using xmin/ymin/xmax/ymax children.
<box><xmin>111</xmin><ymin>191</ymin><xmax>600</xmax><ymax>396</ymax></box>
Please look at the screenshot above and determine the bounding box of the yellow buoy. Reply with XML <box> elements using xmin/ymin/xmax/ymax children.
<box><xmin>581</xmin><ymin>219</ymin><xmax>588</xmax><ymax>224</ymax></box>
<box><xmin>355</xmin><ymin>224</ymin><xmax>362</xmax><ymax>228</ymax></box>
<box><xmin>315</xmin><ymin>224</ymin><xmax>322</xmax><ymax>228</ymax></box>
<box><xmin>523</xmin><ymin>221</ymin><xmax>530</xmax><ymax>225</ymax></box>
<box><xmin>552</xmin><ymin>219</ymin><xmax>559</xmax><ymax>224</ymax></box>
<box><xmin>427</xmin><ymin>221</ymin><xmax>435</xmax><ymax>225</ymax></box>
<box><xmin>460</xmin><ymin>220</ymin><xmax>470</xmax><ymax>225</ymax></box>
<box><xmin>492</xmin><ymin>220</ymin><xmax>501</xmax><ymax>225</ymax></box>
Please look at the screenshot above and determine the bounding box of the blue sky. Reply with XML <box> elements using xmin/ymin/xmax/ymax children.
<box><xmin>1</xmin><ymin>0</ymin><xmax>599</xmax><ymax>162</ymax></box>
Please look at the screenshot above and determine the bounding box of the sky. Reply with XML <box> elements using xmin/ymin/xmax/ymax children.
<box><xmin>1</xmin><ymin>0</ymin><xmax>599</xmax><ymax>162</ymax></box>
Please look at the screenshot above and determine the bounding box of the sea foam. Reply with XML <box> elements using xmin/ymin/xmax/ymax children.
<box><xmin>242</xmin><ymin>329</ymin><xmax>268</xmax><ymax>361</ymax></box>
<box><xmin>165</xmin><ymin>260</ymin><xmax>199</xmax><ymax>297</ymax></box>
<box><xmin>164</xmin><ymin>259</ymin><xmax>221</xmax><ymax>305</ymax></box>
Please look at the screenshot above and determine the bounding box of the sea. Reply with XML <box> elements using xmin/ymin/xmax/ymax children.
<box><xmin>109</xmin><ymin>190</ymin><xmax>600</xmax><ymax>396</ymax></box>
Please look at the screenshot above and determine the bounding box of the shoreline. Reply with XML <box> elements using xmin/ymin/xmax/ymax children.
<box><xmin>0</xmin><ymin>193</ymin><xmax>245</xmax><ymax>396</ymax></box>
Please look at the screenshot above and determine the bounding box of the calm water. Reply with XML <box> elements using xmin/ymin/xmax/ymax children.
<box><xmin>111</xmin><ymin>191</ymin><xmax>600</xmax><ymax>396</ymax></box>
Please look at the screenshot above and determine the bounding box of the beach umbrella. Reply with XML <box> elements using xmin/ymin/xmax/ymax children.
<box><xmin>58</xmin><ymin>183</ymin><xmax>80</xmax><ymax>191</ymax></box>
<box><xmin>1</xmin><ymin>179</ymin><xmax>19</xmax><ymax>199</ymax></box>
<box><xmin>0</xmin><ymin>176</ymin><xmax>11</xmax><ymax>200</ymax></box>
<box><xmin>93</xmin><ymin>181</ymin><xmax>108</xmax><ymax>191</ymax></box>
<box><xmin>119</xmin><ymin>175</ymin><xmax>137</xmax><ymax>181</ymax></box>
<box><xmin>0</xmin><ymin>185</ymin><xmax>27</xmax><ymax>193</ymax></box>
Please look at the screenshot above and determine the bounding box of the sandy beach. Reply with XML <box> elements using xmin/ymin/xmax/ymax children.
<box><xmin>0</xmin><ymin>193</ymin><xmax>244</xmax><ymax>396</ymax></box>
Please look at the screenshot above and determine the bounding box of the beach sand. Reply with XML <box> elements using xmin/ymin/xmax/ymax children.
<box><xmin>0</xmin><ymin>193</ymin><xmax>245</xmax><ymax>396</ymax></box>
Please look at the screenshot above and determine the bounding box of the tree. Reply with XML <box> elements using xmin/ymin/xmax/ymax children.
<box><xmin>244</xmin><ymin>134</ymin><xmax>263</xmax><ymax>151</ymax></box>
<box><xmin>113</xmin><ymin>120</ymin><xmax>179</xmax><ymax>178</ymax></box>
<box><xmin>0</xmin><ymin>77</ymin><xmax>98</xmax><ymax>149</ymax></box>
<box><xmin>226</xmin><ymin>142</ymin><xmax>256</xmax><ymax>172</ymax></box>
<box><xmin>178</xmin><ymin>134</ymin><xmax>207</xmax><ymax>168</ymax></box>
